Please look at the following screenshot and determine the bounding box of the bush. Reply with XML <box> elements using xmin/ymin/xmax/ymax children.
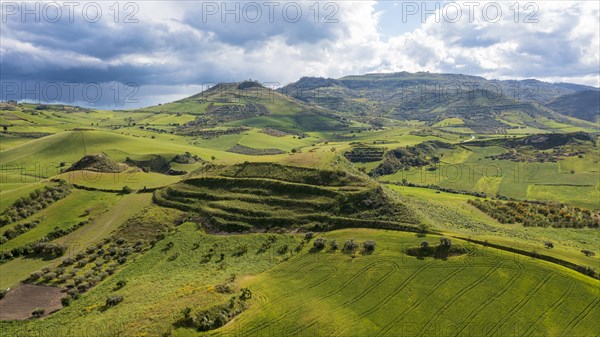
<box><xmin>43</xmin><ymin>272</ymin><xmax>57</xmax><ymax>281</ymax></box>
<box><xmin>61</xmin><ymin>257</ymin><xmax>74</xmax><ymax>266</ymax></box>
<box><xmin>240</xmin><ymin>288</ymin><xmax>252</xmax><ymax>300</ymax></box>
<box><xmin>32</xmin><ymin>308</ymin><xmax>45</xmax><ymax>318</ymax></box>
<box><xmin>0</xmin><ymin>288</ymin><xmax>8</xmax><ymax>299</ymax></box>
<box><xmin>343</xmin><ymin>239</ymin><xmax>359</xmax><ymax>253</ymax></box>
<box><xmin>105</xmin><ymin>295</ymin><xmax>124</xmax><ymax>307</ymax></box>
<box><xmin>304</xmin><ymin>232</ymin><xmax>314</xmax><ymax>241</ymax></box>
<box><xmin>116</xmin><ymin>280</ymin><xmax>127</xmax><ymax>289</ymax></box>
<box><xmin>439</xmin><ymin>237</ymin><xmax>452</xmax><ymax>248</ymax></box>
<box><xmin>313</xmin><ymin>238</ymin><xmax>327</xmax><ymax>250</ymax></box>
<box><xmin>121</xmin><ymin>186</ymin><xmax>133</xmax><ymax>194</ymax></box>
<box><xmin>330</xmin><ymin>240</ymin><xmax>339</xmax><ymax>251</ymax></box>
<box><xmin>215</xmin><ymin>283</ymin><xmax>234</xmax><ymax>294</ymax></box>
<box><xmin>363</xmin><ymin>240</ymin><xmax>377</xmax><ymax>253</ymax></box>
<box><xmin>29</xmin><ymin>271</ymin><xmax>43</xmax><ymax>281</ymax></box>
<box><xmin>582</xmin><ymin>249</ymin><xmax>596</xmax><ymax>257</ymax></box>
<box><xmin>61</xmin><ymin>296</ymin><xmax>72</xmax><ymax>307</ymax></box>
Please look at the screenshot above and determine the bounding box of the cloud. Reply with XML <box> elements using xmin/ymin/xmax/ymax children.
<box><xmin>0</xmin><ymin>0</ymin><xmax>598</xmax><ymax>108</ymax></box>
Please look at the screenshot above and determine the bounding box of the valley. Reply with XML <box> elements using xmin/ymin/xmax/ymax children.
<box><xmin>0</xmin><ymin>75</ymin><xmax>598</xmax><ymax>336</ymax></box>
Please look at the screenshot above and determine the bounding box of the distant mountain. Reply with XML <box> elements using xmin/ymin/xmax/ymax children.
<box><xmin>279</xmin><ymin>72</ymin><xmax>599</xmax><ymax>133</ymax></box>
<box><xmin>544</xmin><ymin>90</ymin><xmax>600</xmax><ymax>123</ymax></box>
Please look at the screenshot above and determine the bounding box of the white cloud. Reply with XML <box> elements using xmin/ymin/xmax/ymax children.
<box><xmin>1</xmin><ymin>0</ymin><xmax>598</xmax><ymax>107</ymax></box>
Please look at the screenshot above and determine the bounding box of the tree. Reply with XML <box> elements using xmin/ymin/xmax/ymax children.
<box><xmin>105</xmin><ymin>295</ymin><xmax>124</xmax><ymax>307</ymax></box>
<box><xmin>343</xmin><ymin>239</ymin><xmax>358</xmax><ymax>253</ymax></box>
<box><xmin>31</xmin><ymin>308</ymin><xmax>45</xmax><ymax>318</ymax></box>
<box><xmin>313</xmin><ymin>238</ymin><xmax>327</xmax><ymax>250</ymax></box>
<box><xmin>240</xmin><ymin>288</ymin><xmax>252</xmax><ymax>300</ymax></box>
<box><xmin>121</xmin><ymin>186</ymin><xmax>133</xmax><ymax>194</ymax></box>
<box><xmin>420</xmin><ymin>241</ymin><xmax>429</xmax><ymax>249</ymax></box>
<box><xmin>544</xmin><ymin>241</ymin><xmax>554</xmax><ymax>249</ymax></box>
<box><xmin>363</xmin><ymin>240</ymin><xmax>376</xmax><ymax>253</ymax></box>
<box><xmin>582</xmin><ymin>249</ymin><xmax>595</xmax><ymax>257</ymax></box>
<box><xmin>304</xmin><ymin>232</ymin><xmax>314</xmax><ymax>242</ymax></box>
<box><xmin>330</xmin><ymin>240</ymin><xmax>339</xmax><ymax>251</ymax></box>
<box><xmin>439</xmin><ymin>237</ymin><xmax>451</xmax><ymax>248</ymax></box>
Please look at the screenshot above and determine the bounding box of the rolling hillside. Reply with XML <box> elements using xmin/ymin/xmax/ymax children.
<box><xmin>544</xmin><ymin>90</ymin><xmax>600</xmax><ymax>123</ymax></box>
<box><xmin>279</xmin><ymin>73</ymin><xmax>599</xmax><ymax>133</ymax></box>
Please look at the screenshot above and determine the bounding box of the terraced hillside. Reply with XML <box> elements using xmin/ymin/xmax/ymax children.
<box><xmin>154</xmin><ymin>163</ymin><xmax>420</xmax><ymax>233</ymax></box>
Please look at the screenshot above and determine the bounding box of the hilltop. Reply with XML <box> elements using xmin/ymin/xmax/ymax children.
<box><xmin>139</xmin><ymin>81</ymin><xmax>349</xmax><ymax>133</ymax></box>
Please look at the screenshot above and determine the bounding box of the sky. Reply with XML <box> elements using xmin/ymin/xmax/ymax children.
<box><xmin>1</xmin><ymin>0</ymin><xmax>599</xmax><ymax>108</ymax></box>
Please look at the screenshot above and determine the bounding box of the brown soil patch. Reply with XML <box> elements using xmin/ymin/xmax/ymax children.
<box><xmin>0</xmin><ymin>284</ymin><xmax>64</xmax><ymax>320</ymax></box>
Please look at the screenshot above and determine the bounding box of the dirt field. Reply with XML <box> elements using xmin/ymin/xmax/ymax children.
<box><xmin>0</xmin><ymin>284</ymin><xmax>64</xmax><ymax>320</ymax></box>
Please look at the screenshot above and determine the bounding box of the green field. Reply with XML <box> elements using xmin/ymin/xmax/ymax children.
<box><xmin>2</xmin><ymin>225</ymin><xmax>598</xmax><ymax>337</ymax></box>
<box><xmin>1</xmin><ymin>84</ymin><xmax>599</xmax><ymax>337</ymax></box>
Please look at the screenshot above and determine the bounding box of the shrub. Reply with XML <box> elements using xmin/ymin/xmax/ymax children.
<box><xmin>420</xmin><ymin>241</ymin><xmax>430</xmax><ymax>249</ymax></box>
<box><xmin>582</xmin><ymin>249</ymin><xmax>596</xmax><ymax>257</ymax></box>
<box><xmin>29</xmin><ymin>271</ymin><xmax>43</xmax><ymax>281</ymax></box>
<box><xmin>31</xmin><ymin>308</ymin><xmax>45</xmax><ymax>318</ymax></box>
<box><xmin>61</xmin><ymin>296</ymin><xmax>72</xmax><ymax>307</ymax></box>
<box><xmin>329</xmin><ymin>240</ymin><xmax>339</xmax><ymax>251</ymax></box>
<box><xmin>277</xmin><ymin>244</ymin><xmax>289</xmax><ymax>254</ymax></box>
<box><xmin>544</xmin><ymin>241</ymin><xmax>554</xmax><ymax>249</ymax></box>
<box><xmin>215</xmin><ymin>283</ymin><xmax>234</xmax><ymax>294</ymax></box>
<box><xmin>116</xmin><ymin>280</ymin><xmax>127</xmax><ymax>289</ymax></box>
<box><xmin>439</xmin><ymin>237</ymin><xmax>452</xmax><ymax>248</ymax></box>
<box><xmin>61</xmin><ymin>257</ymin><xmax>74</xmax><ymax>266</ymax></box>
<box><xmin>105</xmin><ymin>295</ymin><xmax>124</xmax><ymax>307</ymax></box>
<box><xmin>43</xmin><ymin>272</ymin><xmax>57</xmax><ymax>281</ymax></box>
<box><xmin>304</xmin><ymin>232</ymin><xmax>314</xmax><ymax>241</ymax></box>
<box><xmin>313</xmin><ymin>238</ymin><xmax>327</xmax><ymax>250</ymax></box>
<box><xmin>343</xmin><ymin>239</ymin><xmax>358</xmax><ymax>253</ymax></box>
<box><xmin>363</xmin><ymin>240</ymin><xmax>377</xmax><ymax>253</ymax></box>
<box><xmin>121</xmin><ymin>186</ymin><xmax>133</xmax><ymax>194</ymax></box>
<box><xmin>240</xmin><ymin>288</ymin><xmax>252</xmax><ymax>300</ymax></box>
<box><xmin>0</xmin><ymin>289</ymin><xmax>8</xmax><ymax>299</ymax></box>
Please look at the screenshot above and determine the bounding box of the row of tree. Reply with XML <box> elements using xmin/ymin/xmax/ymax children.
<box><xmin>468</xmin><ymin>199</ymin><xmax>599</xmax><ymax>228</ymax></box>
<box><xmin>0</xmin><ymin>182</ymin><xmax>71</xmax><ymax>227</ymax></box>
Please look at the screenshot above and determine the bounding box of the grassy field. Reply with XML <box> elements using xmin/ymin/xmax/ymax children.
<box><xmin>0</xmin><ymin>190</ymin><xmax>120</xmax><ymax>250</ymax></box>
<box><xmin>386</xmin><ymin>185</ymin><xmax>600</xmax><ymax>270</ymax></box>
<box><xmin>207</xmin><ymin>228</ymin><xmax>599</xmax><ymax>337</ymax></box>
<box><xmin>1</xmin><ymin>96</ymin><xmax>599</xmax><ymax>337</ymax></box>
<box><xmin>0</xmin><ymin>192</ymin><xmax>151</xmax><ymax>289</ymax></box>
<box><xmin>381</xmin><ymin>144</ymin><xmax>600</xmax><ymax>209</ymax></box>
<box><xmin>4</xmin><ymin>225</ymin><xmax>597</xmax><ymax>336</ymax></box>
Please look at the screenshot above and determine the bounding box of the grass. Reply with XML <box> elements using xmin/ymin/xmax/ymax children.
<box><xmin>1</xmin><ymin>101</ymin><xmax>599</xmax><ymax>336</ymax></box>
<box><xmin>381</xmin><ymin>144</ymin><xmax>600</xmax><ymax>208</ymax></box>
<box><xmin>0</xmin><ymin>223</ymin><xmax>303</xmax><ymax>336</ymax></box>
<box><xmin>153</xmin><ymin>163</ymin><xmax>419</xmax><ymax>233</ymax></box>
<box><xmin>385</xmin><ymin>184</ymin><xmax>600</xmax><ymax>271</ymax></box>
<box><xmin>0</xmin><ymin>190</ymin><xmax>120</xmax><ymax>250</ymax></box>
<box><xmin>198</xmin><ymin>228</ymin><xmax>599</xmax><ymax>337</ymax></box>
<box><xmin>55</xmin><ymin>170</ymin><xmax>183</xmax><ymax>191</ymax></box>
<box><xmin>3</xmin><ymin>226</ymin><xmax>598</xmax><ymax>337</ymax></box>
<box><xmin>0</xmin><ymin>191</ymin><xmax>139</xmax><ymax>289</ymax></box>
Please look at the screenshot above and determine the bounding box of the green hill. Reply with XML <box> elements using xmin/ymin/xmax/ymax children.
<box><xmin>140</xmin><ymin>81</ymin><xmax>348</xmax><ymax>133</ymax></box>
<box><xmin>154</xmin><ymin>163</ymin><xmax>420</xmax><ymax>233</ymax></box>
<box><xmin>544</xmin><ymin>90</ymin><xmax>600</xmax><ymax>123</ymax></box>
<box><xmin>280</xmin><ymin>73</ymin><xmax>599</xmax><ymax>133</ymax></box>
